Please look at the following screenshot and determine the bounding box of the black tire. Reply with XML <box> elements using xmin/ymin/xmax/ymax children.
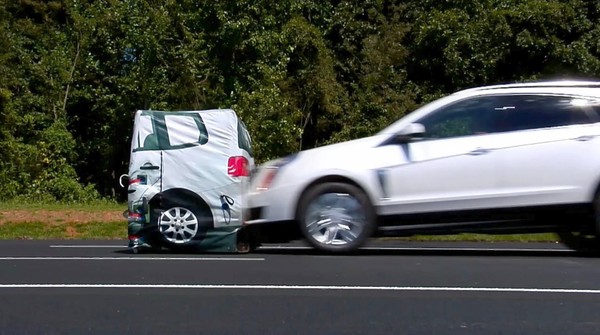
<box><xmin>558</xmin><ymin>192</ymin><xmax>600</xmax><ymax>253</ymax></box>
<box><xmin>235</xmin><ymin>226</ymin><xmax>262</xmax><ymax>254</ymax></box>
<box><xmin>152</xmin><ymin>194</ymin><xmax>213</xmax><ymax>251</ymax></box>
<box><xmin>297</xmin><ymin>182</ymin><xmax>375</xmax><ymax>253</ymax></box>
<box><xmin>557</xmin><ymin>228</ymin><xmax>600</xmax><ymax>253</ymax></box>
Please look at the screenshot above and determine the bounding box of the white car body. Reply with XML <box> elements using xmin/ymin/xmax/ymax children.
<box><xmin>246</xmin><ymin>81</ymin><xmax>600</xmax><ymax>252</ymax></box>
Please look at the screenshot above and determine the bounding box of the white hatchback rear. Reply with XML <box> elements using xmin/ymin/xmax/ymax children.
<box><xmin>126</xmin><ymin>109</ymin><xmax>254</xmax><ymax>250</ymax></box>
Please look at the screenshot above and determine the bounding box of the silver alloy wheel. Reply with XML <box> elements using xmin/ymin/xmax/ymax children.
<box><xmin>304</xmin><ymin>192</ymin><xmax>366</xmax><ymax>246</ymax></box>
<box><xmin>158</xmin><ymin>207</ymin><xmax>199</xmax><ymax>244</ymax></box>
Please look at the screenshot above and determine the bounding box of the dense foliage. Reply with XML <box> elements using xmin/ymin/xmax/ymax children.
<box><xmin>1</xmin><ymin>0</ymin><xmax>599</xmax><ymax>202</ymax></box>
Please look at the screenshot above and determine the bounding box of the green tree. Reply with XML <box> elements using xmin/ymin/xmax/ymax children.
<box><xmin>2</xmin><ymin>0</ymin><xmax>600</xmax><ymax>201</ymax></box>
<box><xmin>0</xmin><ymin>0</ymin><xmax>98</xmax><ymax>201</ymax></box>
<box><xmin>406</xmin><ymin>0</ymin><xmax>600</xmax><ymax>96</ymax></box>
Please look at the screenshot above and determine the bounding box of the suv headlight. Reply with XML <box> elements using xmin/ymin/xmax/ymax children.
<box><xmin>254</xmin><ymin>154</ymin><xmax>298</xmax><ymax>191</ymax></box>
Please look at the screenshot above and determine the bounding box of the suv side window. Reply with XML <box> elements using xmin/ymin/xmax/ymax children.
<box><xmin>417</xmin><ymin>95</ymin><xmax>600</xmax><ymax>140</ymax></box>
<box><xmin>417</xmin><ymin>96</ymin><xmax>498</xmax><ymax>139</ymax></box>
<box><xmin>493</xmin><ymin>95</ymin><xmax>600</xmax><ymax>132</ymax></box>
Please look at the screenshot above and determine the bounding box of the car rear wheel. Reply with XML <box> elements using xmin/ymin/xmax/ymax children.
<box><xmin>159</xmin><ymin>207</ymin><xmax>200</xmax><ymax>244</ymax></box>
<box><xmin>558</xmin><ymin>191</ymin><xmax>600</xmax><ymax>253</ymax></box>
<box><xmin>298</xmin><ymin>182</ymin><xmax>375</xmax><ymax>253</ymax></box>
<box><xmin>153</xmin><ymin>195</ymin><xmax>213</xmax><ymax>250</ymax></box>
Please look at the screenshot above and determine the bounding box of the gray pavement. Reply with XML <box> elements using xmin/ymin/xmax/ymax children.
<box><xmin>0</xmin><ymin>239</ymin><xmax>599</xmax><ymax>334</ymax></box>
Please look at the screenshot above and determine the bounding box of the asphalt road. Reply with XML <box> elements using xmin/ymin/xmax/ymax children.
<box><xmin>1</xmin><ymin>240</ymin><xmax>600</xmax><ymax>335</ymax></box>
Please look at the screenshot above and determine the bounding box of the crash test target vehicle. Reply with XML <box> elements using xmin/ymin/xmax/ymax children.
<box><xmin>125</xmin><ymin>109</ymin><xmax>254</xmax><ymax>252</ymax></box>
<box><xmin>246</xmin><ymin>81</ymin><xmax>600</xmax><ymax>253</ymax></box>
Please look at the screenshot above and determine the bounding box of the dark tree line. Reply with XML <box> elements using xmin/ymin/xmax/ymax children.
<box><xmin>1</xmin><ymin>0</ymin><xmax>599</xmax><ymax>202</ymax></box>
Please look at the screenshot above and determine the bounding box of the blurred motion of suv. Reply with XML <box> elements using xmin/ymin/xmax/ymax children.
<box><xmin>246</xmin><ymin>81</ymin><xmax>600</xmax><ymax>253</ymax></box>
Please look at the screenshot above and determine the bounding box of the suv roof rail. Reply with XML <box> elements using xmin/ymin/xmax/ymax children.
<box><xmin>456</xmin><ymin>80</ymin><xmax>600</xmax><ymax>94</ymax></box>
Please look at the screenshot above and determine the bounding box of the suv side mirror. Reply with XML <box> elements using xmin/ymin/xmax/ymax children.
<box><xmin>394</xmin><ymin>123</ymin><xmax>425</xmax><ymax>143</ymax></box>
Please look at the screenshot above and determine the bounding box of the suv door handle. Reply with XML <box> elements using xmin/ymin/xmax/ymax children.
<box><xmin>468</xmin><ymin>148</ymin><xmax>490</xmax><ymax>156</ymax></box>
<box><xmin>575</xmin><ymin>135</ymin><xmax>595</xmax><ymax>142</ymax></box>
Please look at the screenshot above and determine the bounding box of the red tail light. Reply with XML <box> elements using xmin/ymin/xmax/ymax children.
<box><xmin>228</xmin><ymin>156</ymin><xmax>250</xmax><ymax>177</ymax></box>
<box><xmin>129</xmin><ymin>178</ymin><xmax>142</xmax><ymax>185</ymax></box>
<box><xmin>129</xmin><ymin>175</ymin><xmax>147</xmax><ymax>185</ymax></box>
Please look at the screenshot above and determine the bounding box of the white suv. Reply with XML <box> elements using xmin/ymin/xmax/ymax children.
<box><xmin>246</xmin><ymin>81</ymin><xmax>600</xmax><ymax>253</ymax></box>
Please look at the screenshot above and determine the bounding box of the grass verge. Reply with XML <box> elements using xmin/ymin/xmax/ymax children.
<box><xmin>0</xmin><ymin>221</ymin><xmax>562</xmax><ymax>242</ymax></box>
<box><xmin>0</xmin><ymin>200</ymin><xmax>124</xmax><ymax>211</ymax></box>
<box><xmin>0</xmin><ymin>200</ymin><xmax>126</xmax><ymax>239</ymax></box>
<box><xmin>0</xmin><ymin>221</ymin><xmax>125</xmax><ymax>240</ymax></box>
<box><xmin>0</xmin><ymin>202</ymin><xmax>563</xmax><ymax>242</ymax></box>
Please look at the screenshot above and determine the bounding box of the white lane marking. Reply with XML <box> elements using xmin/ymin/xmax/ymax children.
<box><xmin>0</xmin><ymin>284</ymin><xmax>598</xmax><ymax>294</ymax></box>
<box><xmin>50</xmin><ymin>245</ymin><xmax>126</xmax><ymax>248</ymax></box>
<box><xmin>258</xmin><ymin>246</ymin><xmax>312</xmax><ymax>250</ymax></box>
<box><xmin>258</xmin><ymin>246</ymin><xmax>574</xmax><ymax>253</ymax></box>
<box><xmin>0</xmin><ymin>257</ymin><xmax>264</xmax><ymax>261</ymax></box>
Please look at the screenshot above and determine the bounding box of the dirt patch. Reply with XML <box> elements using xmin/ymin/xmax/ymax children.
<box><xmin>0</xmin><ymin>210</ymin><xmax>124</xmax><ymax>225</ymax></box>
<box><xmin>64</xmin><ymin>226</ymin><xmax>81</xmax><ymax>238</ymax></box>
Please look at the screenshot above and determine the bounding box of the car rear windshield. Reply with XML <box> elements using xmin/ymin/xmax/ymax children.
<box><xmin>134</xmin><ymin>111</ymin><xmax>209</xmax><ymax>151</ymax></box>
